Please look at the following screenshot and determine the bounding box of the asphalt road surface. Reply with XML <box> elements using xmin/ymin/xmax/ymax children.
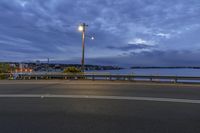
<box><xmin>0</xmin><ymin>80</ymin><xmax>200</xmax><ymax>133</ymax></box>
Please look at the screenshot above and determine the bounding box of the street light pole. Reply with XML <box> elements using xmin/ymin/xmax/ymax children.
<box><xmin>79</xmin><ymin>23</ymin><xmax>88</xmax><ymax>73</ymax></box>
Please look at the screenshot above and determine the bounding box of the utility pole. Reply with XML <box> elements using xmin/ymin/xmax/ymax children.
<box><xmin>79</xmin><ymin>23</ymin><xmax>88</xmax><ymax>73</ymax></box>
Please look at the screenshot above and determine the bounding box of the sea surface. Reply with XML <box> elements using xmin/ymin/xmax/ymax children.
<box><xmin>87</xmin><ymin>68</ymin><xmax>200</xmax><ymax>77</ymax></box>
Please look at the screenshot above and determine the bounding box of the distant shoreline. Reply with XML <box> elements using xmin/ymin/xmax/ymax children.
<box><xmin>131</xmin><ymin>67</ymin><xmax>200</xmax><ymax>69</ymax></box>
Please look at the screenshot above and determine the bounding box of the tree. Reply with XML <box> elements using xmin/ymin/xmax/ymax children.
<box><xmin>0</xmin><ymin>63</ymin><xmax>11</xmax><ymax>79</ymax></box>
<box><xmin>63</xmin><ymin>67</ymin><xmax>81</xmax><ymax>74</ymax></box>
<box><xmin>0</xmin><ymin>63</ymin><xmax>11</xmax><ymax>73</ymax></box>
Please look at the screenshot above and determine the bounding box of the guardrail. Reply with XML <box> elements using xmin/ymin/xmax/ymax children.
<box><xmin>8</xmin><ymin>73</ymin><xmax>200</xmax><ymax>83</ymax></box>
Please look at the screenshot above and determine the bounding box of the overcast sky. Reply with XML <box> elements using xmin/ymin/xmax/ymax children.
<box><xmin>0</xmin><ymin>0</ymin><xmax>200</xmax><ymax>66</ymax></box>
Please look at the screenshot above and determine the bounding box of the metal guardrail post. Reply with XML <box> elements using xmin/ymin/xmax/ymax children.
<box><xmin>92</xmin><ymin>75</ymin><xmax>95</xmax><ymax>80</ymax></box>
<box><xmin>128</xmin><ymin>76</ymin><xmax>131</xmax><ymax>81</ymax></box>
<box><xmin>174</xmin><ymin>77</ymin><xmax>178</xmax><ymax>83</ymax></box>
<box><xmin>132</xmin><ymin>76</ymin><xmax>135</xmax><ymax>81</ymax></box>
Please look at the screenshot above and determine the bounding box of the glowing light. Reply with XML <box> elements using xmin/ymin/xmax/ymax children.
<box><xmin>91</xmin><ymin>37</ymin><xmax>95</xmax><ymax>40</ymax></box>
<box><xmin>78</xmin><ymin>25</ymin><xmax>84</xmax><ymax>32</ymax></box>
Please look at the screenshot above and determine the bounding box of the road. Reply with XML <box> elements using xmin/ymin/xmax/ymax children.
<box><xmin>0</xmin><ymin>80</ymin><xmax>200</xmax><ymax>133</ymax></box>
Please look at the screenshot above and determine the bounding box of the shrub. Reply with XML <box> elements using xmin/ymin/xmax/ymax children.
<box><xmin>0</xmin><ymin>73</ymin><xmax>7</xmax><ymax>80</ymax></box>
<box><xmin>63</xmin><ymin>67</ymin><xmax>81</xmax><ymax>74</ymax></box>
<box><xmin>0</xmin><ymin>63</ymin><xmax>11</xmax><ymax>73</ymax></box>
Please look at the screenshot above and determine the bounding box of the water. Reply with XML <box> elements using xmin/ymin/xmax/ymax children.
<box><xmin>87</xmin><ymin>68</ymin><xmax>200</xmax><ymax>77</ymax></box>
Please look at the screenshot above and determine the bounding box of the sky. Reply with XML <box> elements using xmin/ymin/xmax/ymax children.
<box><xmin>0</xmin><ymin>0</ymin><xmax>200</xmax><ymax>66</ymax></box>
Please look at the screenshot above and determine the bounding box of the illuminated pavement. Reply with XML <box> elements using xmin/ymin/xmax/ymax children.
<box><xmin>0</xmin><ymin>80</ymin><xmax>200</xmax><ymax>133</ymax></box>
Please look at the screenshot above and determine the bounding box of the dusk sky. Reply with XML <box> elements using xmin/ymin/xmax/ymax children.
<box><xmin>0</xmin><ymin>0</ymin><xmax>200</xmax><ymax>66</ymax></box>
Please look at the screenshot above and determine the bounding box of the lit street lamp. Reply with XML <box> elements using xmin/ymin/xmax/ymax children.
<box><xmin>78</xmin><ymin>23</ymin><xmax>91</xmax><ymax>73</ymax></box>
<box><xmin>78</xmin><ymin>25</ymin><xmax>84</xmax><ymax>32</ymax></box>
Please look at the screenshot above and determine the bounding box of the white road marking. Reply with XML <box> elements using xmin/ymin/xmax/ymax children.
<box><xmin>0</xmin><ymin>94</ymin><xmax>200</xmax><ymax>104</ymax></box>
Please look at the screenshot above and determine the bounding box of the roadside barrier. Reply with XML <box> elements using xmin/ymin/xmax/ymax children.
<box><xmin>8</xmin><ymin>73</ymin><xmax>200</xmax><ymax>83</ymax></box>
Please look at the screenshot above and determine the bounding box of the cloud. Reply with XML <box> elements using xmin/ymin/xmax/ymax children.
<box><xmin>85</xmin><ymin>49</ymin><xmax>200</xmax><ymax>67</ymax></box>
<box><xmin>107</xmin><ymin>44</ymin><xmax>153</xmax><ymax>51</ymax></box>
<box><xmin>155</xmin><ymin>33</ymin><xmax>171</xmax><ymax>39</ymax></box>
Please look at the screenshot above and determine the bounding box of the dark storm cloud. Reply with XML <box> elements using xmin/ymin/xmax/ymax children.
<box><xmin>107</xmin><ymin>44</ymin><xmax>153</xmax><ymax>51</ymax></box>
<box><xmin>0</xmin><ymin>0</ymin><xmax>200</xmax><ymax>66</ymax></box>
<box><xmin>85</xmin><ymin>50</ymin><xmax>200</xmax><ymax>67</ymax></box>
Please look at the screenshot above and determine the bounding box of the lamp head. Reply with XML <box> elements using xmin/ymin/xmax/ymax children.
<box><xmin>78</xmin><ymin>25</ymin><xmax>84</xmax><ymax>32</ymax></box>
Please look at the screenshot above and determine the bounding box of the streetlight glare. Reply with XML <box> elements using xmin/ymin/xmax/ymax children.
<box><xmin>78</xmin><ymin>25</ymin><xmax>84</xmax><ymax>32</ymax></box>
